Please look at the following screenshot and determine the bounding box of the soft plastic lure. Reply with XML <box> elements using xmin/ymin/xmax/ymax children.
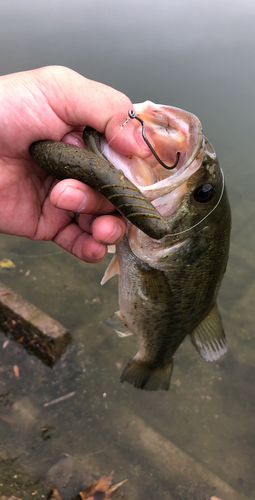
<box><xmin>30</xmin><ymin>134</ymin><xmax>170</xmax><ymax>240</ymax></box>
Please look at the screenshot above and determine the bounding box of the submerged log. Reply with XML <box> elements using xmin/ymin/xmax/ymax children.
<box><xmin>0</xmin><ymin>282</ymin><xmax>71</xmax><ymax>366</ymax></box>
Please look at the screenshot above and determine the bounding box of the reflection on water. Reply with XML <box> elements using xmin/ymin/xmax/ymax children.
<box><xmin>0</xmin><ymin>0</ymin><xmax>255</xmax><ymax>499</ymax></box>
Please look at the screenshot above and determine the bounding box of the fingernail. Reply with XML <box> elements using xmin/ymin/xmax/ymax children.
<box><xmin>107</xmin><ymin>223</ymin><xmax>123</xmax><ymax>242</ymax></box>
<box><xmin>56</xmin><ymin>187</ymin><xmax>87</xmax><ymax>211</ymax></box>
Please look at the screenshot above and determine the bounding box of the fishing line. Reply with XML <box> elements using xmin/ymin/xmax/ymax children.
<box><xmin>169</xmin><ymin>167</ymin><xmax>225</xmax><ymax>237</ymax></box>
<box><xmin>101</xmin><ymin>114</ymin><xmax>131</xmax><ymax>156</ymax></box>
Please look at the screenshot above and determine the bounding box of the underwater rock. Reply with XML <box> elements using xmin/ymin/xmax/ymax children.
<box><xmin>12</xmin><ymin>397</ymin><xmax>39</xmax><ymax>428</ymax></box>
<box><xmin>46</xmin><ymin>455</ymin><xmax>74</xmax><ymax>492</ymax></box>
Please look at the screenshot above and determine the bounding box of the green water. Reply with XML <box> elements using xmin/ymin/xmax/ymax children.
<box><xmin>0</xmin><ymin>1</ymin><xmax>254</xmax><ymax>499</ymax></box>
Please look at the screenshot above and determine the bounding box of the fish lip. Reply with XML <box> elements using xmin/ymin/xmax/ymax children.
<box><xmin>178</xmin><ymin>128</ymin><xmax>203</xmax><ymax>171</ymax></box>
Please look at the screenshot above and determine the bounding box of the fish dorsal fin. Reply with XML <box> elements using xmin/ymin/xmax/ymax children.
<box><xmin>101</xmin><ymin>253</ymin><xmax>120</xmax><ymax>285</ymax></box>
<box><xmin>101</xmin><ymin>311</ymin><xmax>134</xmax><ymax>337</ymax></box>
<box><xmin>190</xmin><ymin>303</ymin><xmax>227</xmax><ymax>362</ymax></box>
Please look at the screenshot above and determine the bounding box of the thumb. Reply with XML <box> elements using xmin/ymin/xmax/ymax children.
<box><xmin>34</xmin><ymin>65</ymin><xmax>150</xmax><ymax>156</ymax></box>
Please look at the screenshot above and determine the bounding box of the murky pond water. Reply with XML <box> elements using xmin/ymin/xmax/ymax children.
<box><xmin>0</xmin><ymin>1</ymin><xmax>254</xmax><ymax>499</ymax></box>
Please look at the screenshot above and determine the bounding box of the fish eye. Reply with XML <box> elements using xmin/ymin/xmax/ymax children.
<box><xmin>193</xmin><ymin>184</ymin><xmax>215</xmax><ymax>203</ymax></box>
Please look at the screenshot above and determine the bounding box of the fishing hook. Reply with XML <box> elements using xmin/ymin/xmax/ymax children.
<box><xmin>128</xmin><ymin>109</ymin><xmax>180</xmax><ymax>170</ymax></box>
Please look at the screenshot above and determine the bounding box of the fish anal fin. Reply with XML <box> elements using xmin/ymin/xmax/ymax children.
<box><xmin>101</xmin><ymin>311</ymin><xmax>133</xmax><ymax>337</ymax></box>
<box><xmin>120</xmin><ymin>358</ymin><xmax>173</xmax><ymax>391</ymax></box>
<box><xmin>101</xmin><ymin>253</ymin><xmax>120</xmax><ymax>285</ymax></box>
<box><xmin>190</xmin><ymin>303</ymin><xmax>227</xmax><ymax>362</ymax></box>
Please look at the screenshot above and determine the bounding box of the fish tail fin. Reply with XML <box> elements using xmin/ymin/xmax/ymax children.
<box><xmin>120</xmin><ymin>358</ymin><xmax>173</xmax><ymax>391</ymax></box>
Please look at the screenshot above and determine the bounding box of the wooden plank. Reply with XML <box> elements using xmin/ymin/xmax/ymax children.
<box><xmin>0</xmin><ymin>282</ymin><xmax>71</xmax><ymax>366</ymax></box>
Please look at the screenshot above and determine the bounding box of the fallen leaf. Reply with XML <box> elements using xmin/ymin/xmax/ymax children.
<box><xmin>173</xmin><ymin>379</ymin><xmax>181</xmax><ymax>387</ymax></box>
<box><xmin>0</xmin><ymin>391</ymin><xmax>10</xmax><ymax>401</ymax></box>
<box><xmin>13</xmin><ymin>365</ymin><xmax>19</xmax><ymax>378</ymax></box>
<box><xmin>47</xmin><ymin>488</ymin><xmax>63</xmax><ymax>500</ymax></box>
<box><xmin>0</xmin><ymin>258</ymin><xmax>15</xmax><ymax>268</ymax></box>
<box><xmin>79</xmin><ymin>472</ymin><xmax>127</xmax><ymax>499</ymax></box>
<box><xmin>0</xmin><ymin>496</ymin><xmax>22</xmax><ymax>500</ymax></box>
<box><xmin>0</xmin><ymin>414</ymin><xmax>15</xmax><ymax>423</ymax></box>
<box><xmin>84</xmin><ymin>297</ymin><xmax>101</xmax><ymax>305</ymax></box>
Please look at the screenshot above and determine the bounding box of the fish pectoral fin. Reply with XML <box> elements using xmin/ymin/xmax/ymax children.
<box><xmin>101</xmin><ymin>253</ymin><xmax>120</xmax><ymax>285</ymax></box>
<box><xmin>101</xmin><ymin>311</ymin><xmax>134</xmax><ymax>337</ymax></box>
<box><xmin>120</xmin><ymin>358</ymin><xmax>173</xmax><ymax>391</ymax></box>
<box><xmin>190</xmin><ymin>303</ymin><xmax>227</xmax><ymax>362</ymax></box>
<box><xmin>139</xmin><ymin>265</ymin><xmax>172</xmax><ymax>302</ymax></box>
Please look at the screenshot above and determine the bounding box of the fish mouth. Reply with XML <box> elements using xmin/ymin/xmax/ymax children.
<box><xmin>100</xmin><ymin>101</ymin><xmax>204</xmax><ymax>203</ymax></box>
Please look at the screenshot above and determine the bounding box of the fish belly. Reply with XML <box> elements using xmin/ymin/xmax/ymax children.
<box><xmin>115</xmin><ymin>237</ymin><xmax>183</xmax><ymax>390</ymax></box>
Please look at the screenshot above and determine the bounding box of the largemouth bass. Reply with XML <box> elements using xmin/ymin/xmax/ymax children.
<box><xmin>30</xmin><ymin>101</ymin><xmax>231</xmax><ymax>391</ymax></box>
<box><xmin>97</xmin><ymin>102</ymin><xmax>231</xmax><ymax>391</ymax></box>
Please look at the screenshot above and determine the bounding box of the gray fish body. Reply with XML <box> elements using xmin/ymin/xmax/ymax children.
<box><xmin>102</xmin><ymin>106</ymin><xmax>231</xmax><ymax>391</ymax></box>
<box><xmin>112</xmin><ymin>187</ymin><xmax>230</xmax><ymax>390</ymax></box>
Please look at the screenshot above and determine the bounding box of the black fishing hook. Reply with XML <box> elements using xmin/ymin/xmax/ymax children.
<box><xmin>128</xmin><ymin>109</ymin><xmax>180</xmax><ymax>170</ymax></box>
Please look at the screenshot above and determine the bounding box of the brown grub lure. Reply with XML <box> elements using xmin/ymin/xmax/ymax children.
<box><xmin>30</xmin><ymin>137</ymin><xmax>170</xmax><ymax>240</ymax></box>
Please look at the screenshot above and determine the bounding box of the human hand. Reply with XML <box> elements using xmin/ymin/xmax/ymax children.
<box><xmin>0</xmin><ymin>66</ymin><xmax>149</xmax><ymax>262</ymax></box>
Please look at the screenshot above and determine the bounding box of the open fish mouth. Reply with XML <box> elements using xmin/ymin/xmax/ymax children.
<box><xmin>87</xmin><ymin>101</ymin><xmax>206</xmax><ymax>225</ymax></box>
<box><xmin>88</xmin><ymin>102</ymin><xmax>224</xmax><ymax>249</ymax></box>
<box><xmin>99</xmin><ymin>101</ymin><xmax>204</xmax><ymax>202</ymax></box>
